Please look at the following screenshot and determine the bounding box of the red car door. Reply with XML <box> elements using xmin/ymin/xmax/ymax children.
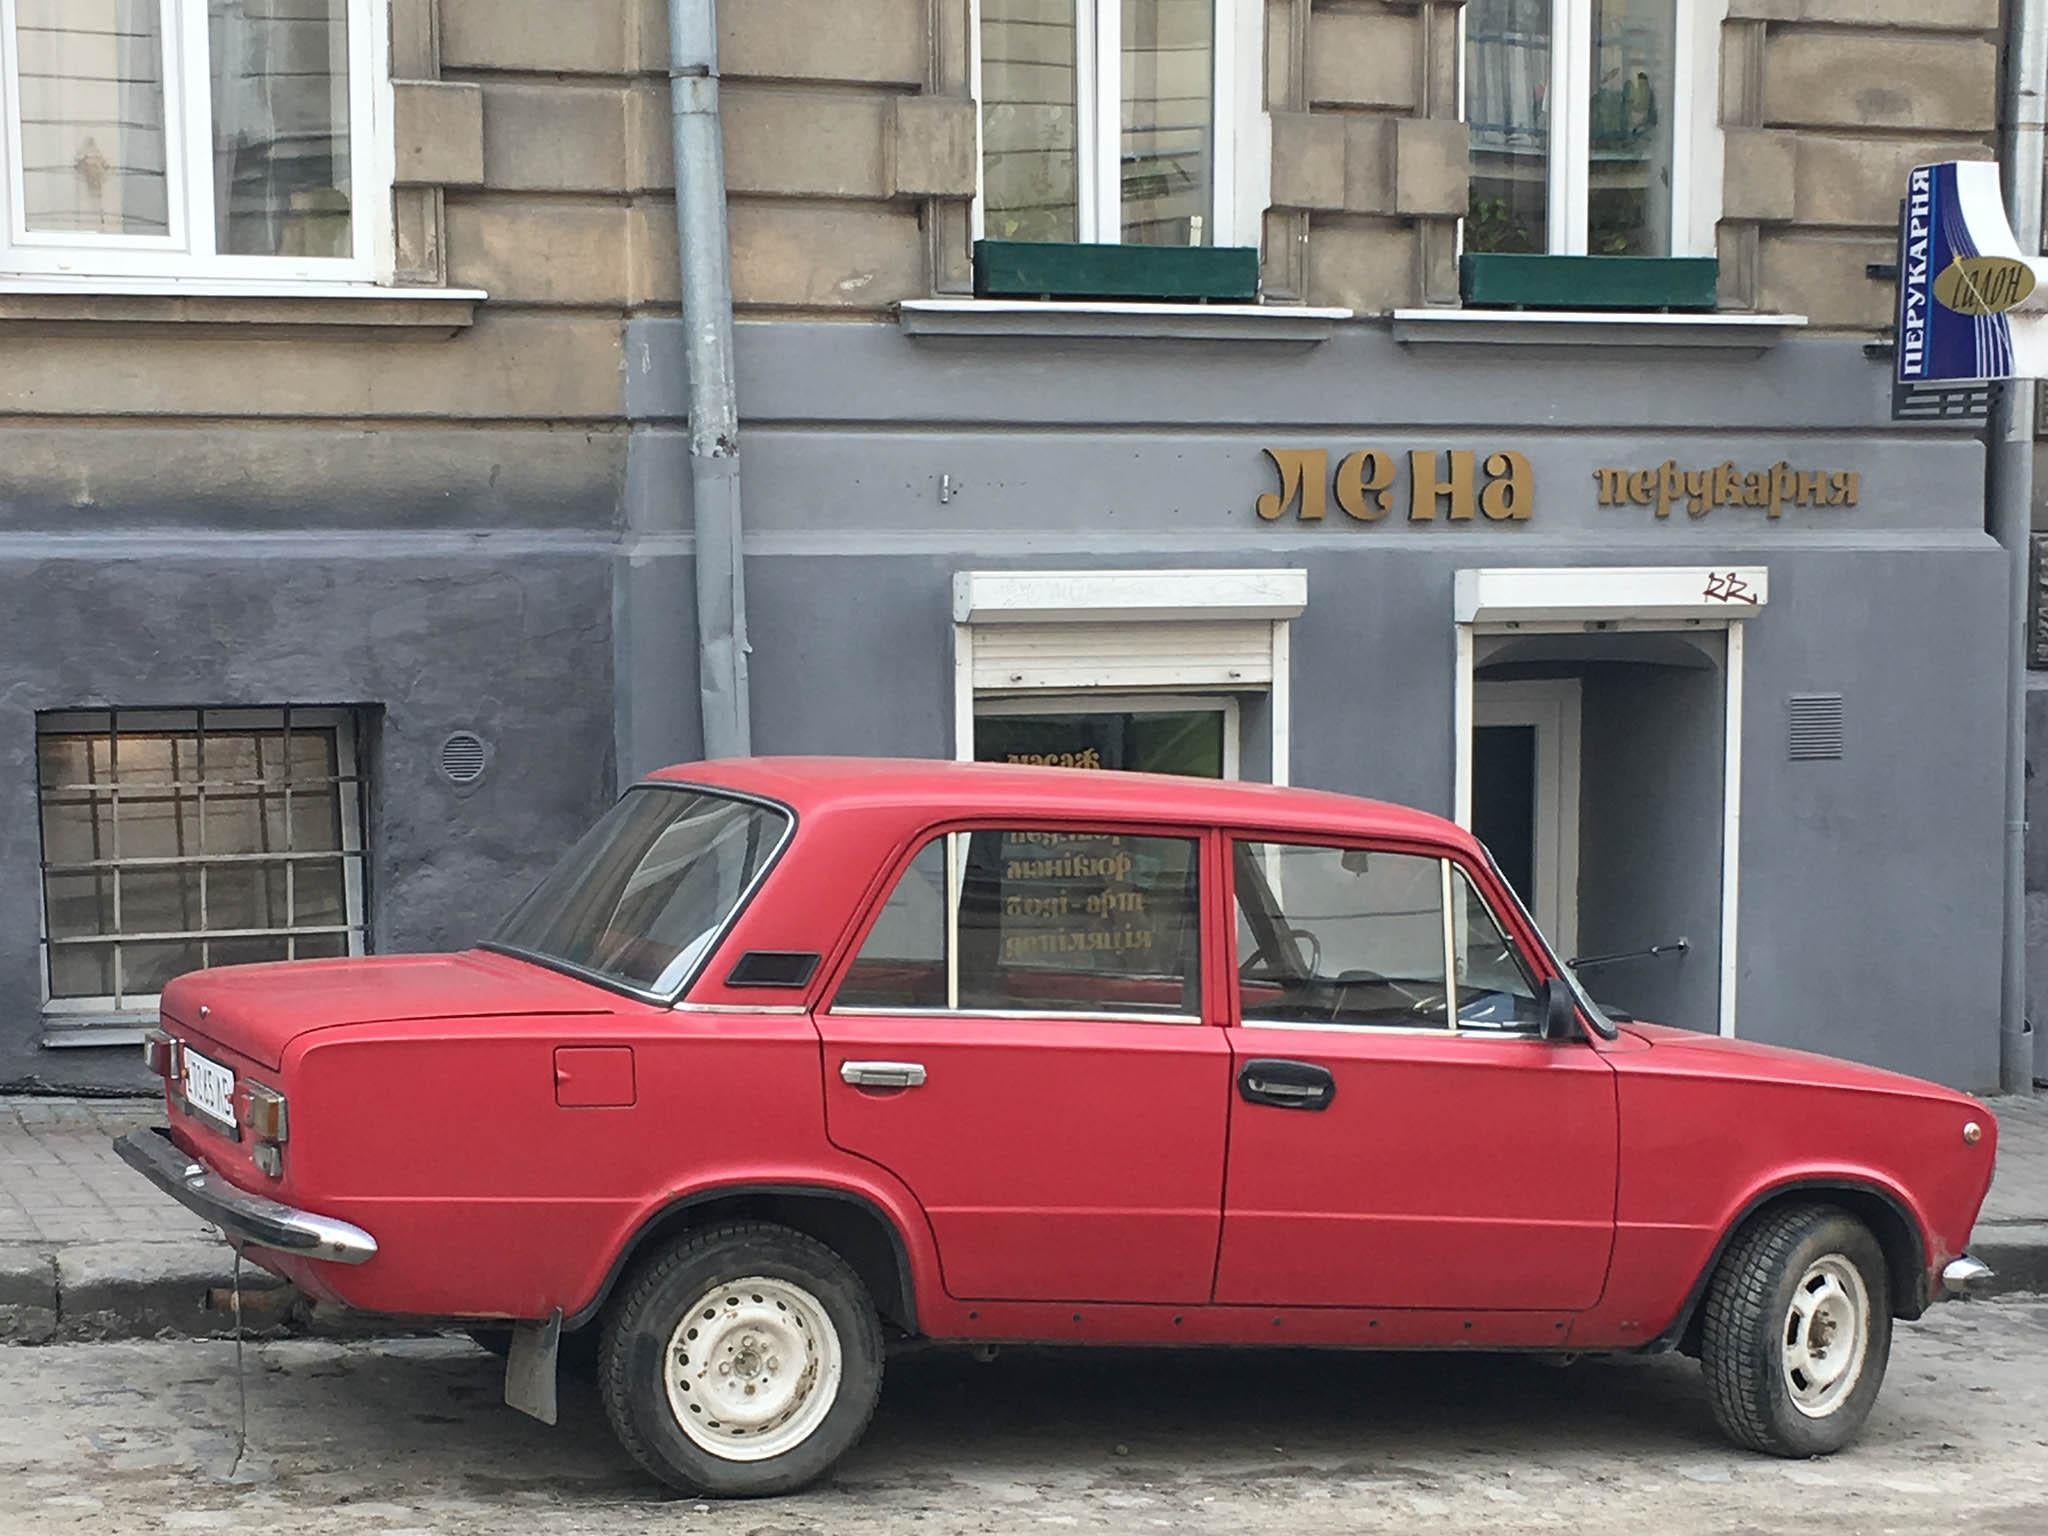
<box><xmin>1213</xmin><ymin>836</ymin><xmax>1618</xmax><ymax>1310</ymax></box>
<box><xmin>814</xmin><ymin>823</ymin><xmax>1231</xmax><ymax>1305</ymax></box>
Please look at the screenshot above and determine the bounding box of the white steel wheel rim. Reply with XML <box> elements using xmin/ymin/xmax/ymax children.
<box><xmin>664</xmin><ymin>1276</ymin><xmax>843</xmax><ymax>1462</ymax></box>
<box><xmin>1781</xmin><ymin>1255</ymin><xmax>1871</xmax><ymax>1418</ymax></box>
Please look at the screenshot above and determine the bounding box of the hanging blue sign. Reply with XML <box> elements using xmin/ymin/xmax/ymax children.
<box><xmin>1896</xmin><ymin>161</ymin><xmax>2048</xmax><ymax>384</ymax></box>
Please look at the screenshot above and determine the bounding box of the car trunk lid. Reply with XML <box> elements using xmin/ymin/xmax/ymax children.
<box><xmin>159</xmin><ymin>949</ymin><xmax>614</xmax><ymax>1070</ymax></box>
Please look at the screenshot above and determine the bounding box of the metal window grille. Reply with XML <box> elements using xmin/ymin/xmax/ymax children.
<box><xmin>35</xmin><ymin>706</ymin><xmax>368</xmax><ymax>1029</ymax></box>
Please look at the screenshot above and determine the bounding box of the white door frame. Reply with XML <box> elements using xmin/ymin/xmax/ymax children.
<box><xmin>1452</xmin><ymin>567</ymin><xmax>1767</xmax><ymax>1038</ymax></box>
<box><xmin>1472</xmin><ymin>678</ymin><xmax>1582</xmax><ymax>960</ymax></box>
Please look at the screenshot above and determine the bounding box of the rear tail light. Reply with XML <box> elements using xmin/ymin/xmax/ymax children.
<box><xmin>142</xmin><ymin>1029</ymin><xmax>182</xmax><ymax>1079</ymax></box>
<box><xmin>239</xmin><ymin>1081</ymin><xmax>290</xmax><ymax>1178</ymax></box>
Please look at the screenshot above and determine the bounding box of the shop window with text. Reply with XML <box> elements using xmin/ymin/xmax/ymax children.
<box><xmin>977</xmin><ymin>0</ymin><xmax>1255</xmax><ymax>248</ymax></box>
<box><xmin>0</xmin><ymin>0</ymin><xmax>386</xmax><ymax>281</ymax></box>
<box><xmin>36</xmin><ymin>708</ymin><xmax>368</xmax><ymax>1025</ymax></box>
<box><xmin>1464</xmin><ymin>0</ymin><xmax>1719</xmax><ymax>258</ymax></box>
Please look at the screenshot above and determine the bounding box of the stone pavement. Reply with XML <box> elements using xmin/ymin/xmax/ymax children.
<box><xmin>3</xmin><ymin>1091</ymin><xmax>2047</xmax><ymax>1344</ymax></box>
<box><xmin>0</xmin><ymin>1097</ymin><xmax>292</xmax><ymax>1343</ymax></box>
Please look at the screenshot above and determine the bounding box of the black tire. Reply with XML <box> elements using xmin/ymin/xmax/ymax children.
<box><xmin>1700</xmin><ymin>1204</ymin><xmax>1893</xmax><ymax>1456</ymax></box>
<box><xmin>599</xmin><ymin>1222</ymin><xmax>884</xmax><ymax>1497</ymax></box>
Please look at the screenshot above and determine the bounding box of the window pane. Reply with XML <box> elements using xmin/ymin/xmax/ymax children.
<box><xmin>976</xmin><ymin>709</ymin><xmax>1226</xmax><ymax>778</ymax></box>
<box><xmin>293</xmin><ymin>858</ymin><xmax>347</xmax><ymax>927</ymax></box>
<box><xmin>36</xmin><ymin>712</ymin><xmax>365</xmax><ymax>1004</ymax></box>
<box><xmin>208</xmin><ymin>0</ymin><xmax>352</xmax><ymax>257</ymax></box>
<box><xmin>494</xmin><ymin>789</ymin><xmax>788</xmax><ymax>995</ymax></box>
<box><xmin>11</xmin><ymin>0</ymin><xmax>170</xmax><ymax>236</ymax></box>
<box><xmin>1465</xmin><ymin>0</ymin><xmax>1550</xmax><ymax>254</ymax></box>
<box><xmin>1452</xmin><ymin>870</ymin><xmax>1543</xmax><ymax>1030</ymax></box>
<box><xmin>122</xmin><ymin>938</ymin><xmax>205</xmax><ymax>994</ymax></box>
<box><xmin>1236</xmin><ymin>843</ymin><xmax>1449</xmax><ymax>1029</ymax></box>
<box><xmin>38</xmin><ymin>794</ymin><xmax>112</xmax><ymax>866</ymax></box>
<box><xmin>958</xmin><ymin>830</ymin><xmax>1201</xmax><ymax>1016</ymax></box>
<box><xmin>837</xmin><ymin>840</ymin><xmax>949</xmax><ymax>1010</ymax></box>
<box><xmin>121</xmin><ymin>867</ymin><xmax>197</xmax><ymax>935</ymax></box>
<box><xmin>209</xmin><ymin>934</ymin><xmax>289</xmax><ymax>969</ymax></box>
<box><xmin>207</xmin><ymin>861</ymin><xmax>288</xmax><ymax>930</ymax></box>
<box><xmin>981</xmin><ymin>0</ymin><xmax>1079</xmax><ymax>242</ymax></box>
<box><xmin>50</xmin><ymin>942</ymin><xmax>115</xmax><ymax>998</ymax></box>
<box><xmin>1122</xmin><ymin>0</ymin><xmax>1212</xmax><ymax>247</ymax></box>
<box><xmin>1589</xmin><ymin>0</ymin><xmax>1675</xmax><ymax>255</ymax></box>
<box><xmin>43</xmin><ymin>873</ymin><xmax>114</xmax><ymax>940</ymax></box>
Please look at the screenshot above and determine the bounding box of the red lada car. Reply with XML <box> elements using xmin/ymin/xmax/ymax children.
<box><xmin>120</xmin><ymin>758</ymin><xmax>1998</xmax><ymax>1496</ymax></box>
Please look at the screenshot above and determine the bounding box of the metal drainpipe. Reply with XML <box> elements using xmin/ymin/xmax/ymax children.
<box><xmin>1994</xmin><ymin>0</ymin><xmax>2047</xmax><ymax>1092</ymax></box>
<box><xmin>668</xmin><ymin>0</ymin><xmax>752</xmax><ymax>758</ymax></box>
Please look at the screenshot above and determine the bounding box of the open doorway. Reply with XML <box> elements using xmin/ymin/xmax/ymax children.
<box><xmin>1473</xmin><ymin>642</ymin><xmax>1726</xmax><ymax>1033</ymax></box>
<box><xmin>1454</xmin><ymin>567</ymin><xmax>1766</xmax><ymax>1038</ymax></box>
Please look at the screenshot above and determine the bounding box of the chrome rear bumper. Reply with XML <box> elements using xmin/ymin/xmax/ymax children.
<box><xmin>114</xmin><ymin>1127</ymin><xmax>378</xmax><ymax>1266</ymax></box>
<box><xmin>1941</xmin><ymin>1254</ymin><xmax>1994</xmax><ymax>1297</ymax></box>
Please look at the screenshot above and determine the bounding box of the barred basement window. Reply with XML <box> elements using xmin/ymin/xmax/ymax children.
<box><xmin>35</xmin><ymin>707</ymin><xmax>367</xmax><ymax>1027</ymax></box>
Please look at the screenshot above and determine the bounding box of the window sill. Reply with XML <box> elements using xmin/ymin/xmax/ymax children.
<box><xmin>900</xmin><ymin>298</ymin><xmax>1354</xmax><ymax>344</ymax></box>
<box><xmin>0</xmin><ymin>278</ymin><xmax>485</xmax><ymax>338</ymax></box>
<box><xmin>1390</xmin><ymin>308</ymin><xmax>1810</xmax><ymax>353</ymax></box>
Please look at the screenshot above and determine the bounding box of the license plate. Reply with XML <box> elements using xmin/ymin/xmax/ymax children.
<box><xmin>183</xmin><ymin>1048</ymin><xmax>237</xmax><ymax>1132</ymax></box>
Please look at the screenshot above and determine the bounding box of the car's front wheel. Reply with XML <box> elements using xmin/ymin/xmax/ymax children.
<box><xmin>599</xmin><ymin>1222</ymin><xmax>884</xmax><ymax>1497</ymax></box>
<box><xmin>1700</xmin><ymin>1204</ymin><xmax>1892</xmax><ymax>1456</ymax></box>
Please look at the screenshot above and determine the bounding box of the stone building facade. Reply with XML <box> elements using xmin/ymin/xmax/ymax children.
<box><xmin>0</xmin><ymin>1</ymin><xmax>2028</xmax><ymax>1092</ymax></box>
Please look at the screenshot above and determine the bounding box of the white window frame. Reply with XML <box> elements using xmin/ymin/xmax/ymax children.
<box><xmin>952</xmin><ymin>568</ymin><xmax>1306</xmax><ymax>785</ymax></box>
<box><xmin>1459</xmin><ymin>0</ymin><xmax>1726</xmax><ymax>259</ymax></box>
<box><xmin>0</xmin><ymin>0</ymin><xmax>393</xmax><ymax>284</ymax></box>
<box><xmin>970</xmin><ymin>0</ymin><xmax>1269</xmax><ymax>250</ymax></box>
<box><xmin>35</xmin><ymin>705</ymin><xmax>369</xmax><ymax>1033</ymax></box>
<box><xmin>974</xmin><ymin>692</ymin><xmax>1244</xmax><ymax>779</ymax></box>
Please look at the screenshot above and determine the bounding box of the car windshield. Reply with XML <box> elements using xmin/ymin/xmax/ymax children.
<box><xmin>491</xmin><ymin>787</ymin><xmax>789</xmax><ymax>996</ymax></box>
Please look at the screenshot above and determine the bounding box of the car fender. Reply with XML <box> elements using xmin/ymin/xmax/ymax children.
<box><xmin>1643</xmin><ymin>1164</ymin><xmax>1936</xmax><ymax>1350</ymax></box>
<box><xmin>569</xmin><ymin>1159</ymin><xmax>944</xmax><ymax>1332</ymax></box>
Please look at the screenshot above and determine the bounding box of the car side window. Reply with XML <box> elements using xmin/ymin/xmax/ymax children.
<box><xmin>836</xmin><ymin>840</ymin><xmax>949</xmax><ymax>1010</ymax></box>
<box><xmin>1450</xmin><ymin>868</ymin><xmax>1544</xmax><ymax>1031</ymax></box>
<box><xmin>1236</xmin><ymin>841</ymin><xmax>1452</xmax><ymax>1029</ymax></box>
<box><xmin>835</xmin><ymin>828</ymin><xmax>1202</xmax><ymax>1019</ymax></box>
<box><xmin>1235</xmin><ymin>841</ymin><xmax>1547</xmax><ymax>1033</ymax></box>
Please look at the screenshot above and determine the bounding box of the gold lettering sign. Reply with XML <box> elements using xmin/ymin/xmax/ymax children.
<box><xmin>1934</xmin><ymin>256</ymin><xmax>2037</xmax><ymax>316</ymax></box>
<box><xmin>1256</xmin><ymin>447</ymin><xmax>1534</xmax><ymax>525</ymax></box>
<box><xmin>1592</xmin><ymin>461</ymin><xmax>1860</xmax><ymax>520</ymax></box>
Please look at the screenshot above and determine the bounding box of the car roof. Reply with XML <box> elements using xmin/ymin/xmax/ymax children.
<box><xmin>645</xmin><ymin>756</ymin><xmax>1474</xmax><ymax>850</ymax></box>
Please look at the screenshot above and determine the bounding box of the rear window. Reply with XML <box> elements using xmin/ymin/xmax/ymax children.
<box><xmin>492</xmin><ymin>787</ymin><xmax>788</xmax><ymax>996</ymax></box>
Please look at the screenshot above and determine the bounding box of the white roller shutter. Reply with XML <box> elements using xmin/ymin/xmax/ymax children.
<box><xmin>969</xmin><ymin>620</ymin><xmax>1277</xmax><ymax>693</ymax></box>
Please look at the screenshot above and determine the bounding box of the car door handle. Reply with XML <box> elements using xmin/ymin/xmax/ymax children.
<box><xmin>1238</xmin><ymin>1058</ymin><xmax>1335</xmax><ymax>1111</ymax></box>
<box><xmin>840</xmin><ymin>1060</ymin><xmax>927</xmax><ymax>1090</ymax></box>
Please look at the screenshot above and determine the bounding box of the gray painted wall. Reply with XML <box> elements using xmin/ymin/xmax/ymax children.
<box><xmin>626</xmin><ymin>321</ymin><xmax>2007</xmax><ymax>1090</ymax></box>
<box><xmin>0</xmin><ymin>413</ymin><xmax>630</xmax><ymax>1090</ymax></box>
<box><xmin>0</xmin><ymin>319</ymin><xmax>2013</xmax><ymax>1096</ymax></box>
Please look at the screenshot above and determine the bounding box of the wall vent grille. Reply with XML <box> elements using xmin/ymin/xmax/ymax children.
<box><xmin>439</xmin><ymin>731</ymin><xmax>489</xmax><ymax>785</ymax></box>
<box><xmin>1787</xmin><ymin>695</ymin><xmax>1845</xmax><ymax>761</ymax></box>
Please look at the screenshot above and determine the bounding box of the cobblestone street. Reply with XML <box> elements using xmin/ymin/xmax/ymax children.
<box><xmin>2</xmin><ymin>1300</ymin><xmax>2044</xmax><ymax>1535</ymax></box>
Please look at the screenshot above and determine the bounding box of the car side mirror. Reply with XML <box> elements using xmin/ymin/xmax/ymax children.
<box><xmin>1539</xmin><ymin>978</ymin><xmax>1579</xmax><ymax>1042</ymax></box>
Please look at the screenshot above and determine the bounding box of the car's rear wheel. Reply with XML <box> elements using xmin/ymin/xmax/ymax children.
<box><xmin>1700</xmin><ymin>1204</ymin><xmax>1892</xmax><ymax>1456</ymax></box>
<box><xmin>599</xmin><ymin>1222</ymin><xmax>883</xmax><ymax>1497</ymax></box>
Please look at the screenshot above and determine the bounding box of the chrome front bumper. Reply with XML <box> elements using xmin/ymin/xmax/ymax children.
<box><xmin>1941</xmin><ymin>1254</ymin><xmax>1994</xmax><ymax>1297</ymax></box>
<box><xmin>114</xmin><ymin>1127</ymin><xmax>378</xmax><ymax>1266</ymax></box>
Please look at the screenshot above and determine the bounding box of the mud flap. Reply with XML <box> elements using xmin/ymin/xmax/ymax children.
<box><xmin>504</xmin><ymin>1309</ymin><xmax>562</xmax><ymax>1426</ymax></box>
